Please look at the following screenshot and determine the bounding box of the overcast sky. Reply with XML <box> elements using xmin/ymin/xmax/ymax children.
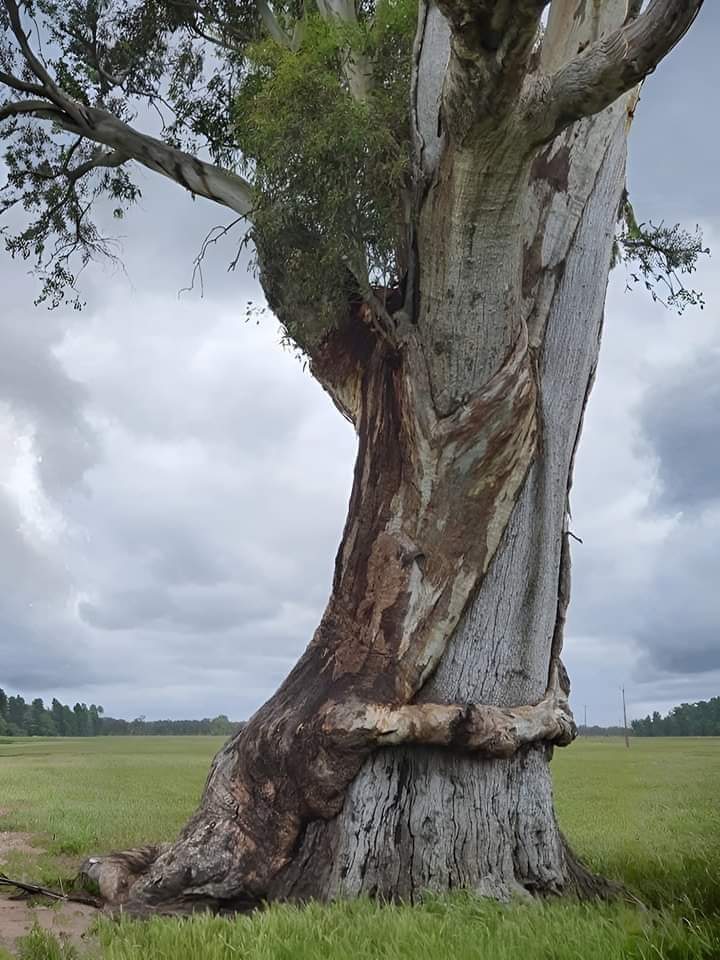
<box><xmin>1</xmin><ymin>9</ymin><xmax>718</xmax><ymax>727</ymax></box>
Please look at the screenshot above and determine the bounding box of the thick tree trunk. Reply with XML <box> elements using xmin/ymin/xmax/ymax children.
<box><xmin>278</xmin><ymin>99</ymin><xmax>631</xmax><ymax>903</ymax></box>
<box><xmin>81</xmin><ymin>0</ymin><xmax>644</xmax><ymax>916</ymax></box>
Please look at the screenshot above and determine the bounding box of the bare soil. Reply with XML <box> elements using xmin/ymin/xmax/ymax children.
<box><xmin>0</xmin><ymin>899</ymin><xmax>98</xmax><ymax>955</ymax></box>
<box><xmin>0</xmin><ymin>832</ymin><xmax>41</xmax><ymax>863</ymax></box>
<box><xmin>0</xmin><ymin>828</ymin><xmax>97</xmax><ymax>955</ymax></box>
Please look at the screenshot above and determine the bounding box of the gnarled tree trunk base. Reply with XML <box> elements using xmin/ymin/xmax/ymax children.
<box><xmin>79</xmin><ymin>740</ymin><xmax>622</xmax><ymax>918</ymax></box>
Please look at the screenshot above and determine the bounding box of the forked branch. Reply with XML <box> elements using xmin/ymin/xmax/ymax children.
<box><xmin>536</xmin><ymin>0</ymin><xmax>704</xmax><ymax>140</ymax></box>
<box><xmin>437</xmin><ymin>0</ymin><xmax>548</xmax><ymax>135</ymax></box>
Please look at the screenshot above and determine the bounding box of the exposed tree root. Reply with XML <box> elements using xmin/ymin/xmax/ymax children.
<box><xmin>559</xmin><ymin>836</ymin><xmax>632</xmax><ymax>904</ymax></box>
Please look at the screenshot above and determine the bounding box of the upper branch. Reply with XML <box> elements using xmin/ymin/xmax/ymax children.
<box><xmin>436</xmin><ymin>0</ymin><xmax>547</xmax><ymax>57</ymax></box>
<box><xmin>1</xmin><ymin>95</ymin><xmax>253</xmax><ymax>216</ymax></box>
<box><xmin>255</xmin><ymin>0</ymin><xmax>293</xmax><ymax>49</ymax></box>
<box><xmin>59</xmin><ymin>105</ymin><xmax>254</xmax><ymax>217</ymax></box>
<box><xmin>0</xmin><ymin>0</ymin><xmax>254</xmax><ymax>220</ymax></box>
<box><xmin>315</xmin><ymin>0</ymin><xmax>373</xmax><ymax>100</ymax></box>
<box><xmin>534</xmin><ymin>0</ymin><xmax>704</xmax><ymax>142</ymax></box>
<box><xmin>435</xmin><ymin>0</ymin><xmax>548</xmax><ymax>138</ymax></box>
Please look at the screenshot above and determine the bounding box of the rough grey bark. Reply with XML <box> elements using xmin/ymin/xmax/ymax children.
<box><xmin>289</xmin><ymin>97</ymin><xmax>631</xmax><ymax>903</ymax></box>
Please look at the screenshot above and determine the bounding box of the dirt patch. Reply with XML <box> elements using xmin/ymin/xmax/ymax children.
<box><xmin>0</xmin><ymin>833</ymin><xmax>44</xmax><ymax>865</ymax></box>
<box><xmin>0</xmin><ymin>831</ymin><xmax>97</xmax><ymax>953</ymax></box>
<box><xmin>0</xmin><ymin>899</ymin><xmax>98</xmax><ymax>955</ymax></box>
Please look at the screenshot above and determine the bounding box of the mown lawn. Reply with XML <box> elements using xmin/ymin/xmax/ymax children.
<box><xmin>1</xmin><ymin>735</ymin><xmax>718</xmax><ymax>959</ymax></box>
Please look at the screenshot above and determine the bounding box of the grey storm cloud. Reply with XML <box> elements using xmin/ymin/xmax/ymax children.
<box><xmin>566</xmin><ymin>340</ymin><xmax>720</xmax><ymax>690</ymax></box>
<box><xmin>639</xmin><ymin>351</ymin><xmax>720</xmax><ymax>512</ymax></box>
<box><xmin>634</xmin><ymin>516</ymin><xmax>720</xmax><ymax>676</ymax></box>
<box><xmin>0</xmin><ymin>175</ymin><xmax>355</xmax><ymax>714</ymax></box>
<box><xmin>630</xmin><ymin>353</ymin><xmax>720</xmax><ymax>676</ymax></box>
<box><xmin>0</xmin><ymin>305</ymin><xmax>98</xmax><ymax>497</ymax></box>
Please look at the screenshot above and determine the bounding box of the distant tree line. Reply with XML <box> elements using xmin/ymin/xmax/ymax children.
<box><xmin>0</xmin><ymin>688</ymin><xmax>240</xmax><ymax>737</ymax></box>
<box><xmin>631</xmin><ymin>697</ymin><xmax>720</xmax><ymax>737</ymax></box>
<box><xmin>0</xmin><ymin>688</ymin><xmax>103</xmax><ymax>737</ymax></box>
<box><xmin>98</xmin><ymin>715</ymin><xmax>240</xmax><ymax>736</ymax></box>
<box><xmin>577</xmin><ymin>724</ymin><xmax>630</xmax><ymax>737</ymax></box>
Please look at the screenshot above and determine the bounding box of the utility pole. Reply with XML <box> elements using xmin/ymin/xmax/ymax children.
<box><xmin>621</xmin><ymin>686</ymin><xmax>630</xmax><ymax>748</ymax></box>
<box><xmin>584</xmin><ymin>704</ymin><xmax>587</xmax><ymax>729</ymax></box>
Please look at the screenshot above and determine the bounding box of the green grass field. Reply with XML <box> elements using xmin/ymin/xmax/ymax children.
<box><xmin>1</xmin><ymin>736</ymin><xmax>718</xmax><ymax>959</ymax></box>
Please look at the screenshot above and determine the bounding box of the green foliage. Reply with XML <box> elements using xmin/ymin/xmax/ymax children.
<box><xmin>0</xmin><ymin>688</ymin><xmax>105</xmax><ymax>737</ymax></box>
<box><xmin>15</xmin><ymin>926</ymin><xmax>80</xmax><ymax>960</ymax></box>
<box><xmin>1</xmin><ymin>0</ymin><xmax>416</xmax><ymax>337</ymax></box>
<box><xmin>632</xmin><ymin>697</ymin><xmax>720</xmax><ymax>737</ymax></box>
<box><xmin>234</xmin><ymin>0</ymin><xmax>415</xmax><ymax>342</ymax></box>
<box><xmin>613</xmin><ymin>199</ymin><xmax>709</xmax><ymax>313</ymax></box>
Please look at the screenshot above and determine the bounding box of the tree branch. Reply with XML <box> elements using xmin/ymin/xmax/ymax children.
<box><xmin>255</xmin><ymin>0</ymin><xmax>292</xmax><ymax>48</ymax></box>
<box><xmin>0</xmin><ymin>68</ymin><xmax>46</xmax><ymax>97</ymax></box>
<box><xmin>324</xmin><ymin>673</ymin><xmax>576</xmax><ymax>758</ymax></box>
<box><xmin>1</xmin><ymin>0</ymin><xmax>254</xmax><ymax>216</ymax></box>
<box><xmin>0</xmin><ymin>98</ymin><xmax>62</xmax><ymax>121</ymax></box>
<box><xmin>537</xmin><ymin>0</ymin><xmax>704</xmax><ymax>140</ymax></box>
<box><xmin>315</xmin><ymin>0</ymin><xmax>374</xmax><ymax>100</ymax></box>
<box><xmin>435</xmin><ymin>0</ymin><xmax>548</xmax><ymax>138</ymax></box>
<box><xmin>3</xmin><ymin>0</ymin><xmax>86</xmax><ymax>125</ymax></box>
<box><xmin>65</xmin><ymin>148</ymin><xmax>128</xmax><ymax>184</ymax></box>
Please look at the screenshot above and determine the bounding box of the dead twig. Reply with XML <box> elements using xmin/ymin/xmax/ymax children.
<box><xmin>0</xmin><ymin>872</ymin><xmax>102</xmax><ymax>908</ymax></box>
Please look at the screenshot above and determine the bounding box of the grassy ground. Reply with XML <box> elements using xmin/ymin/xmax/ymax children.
<box><xmin>1</xmin><ymin>735</ymin><xmax>718</xmax><ymax>958</ymax></box>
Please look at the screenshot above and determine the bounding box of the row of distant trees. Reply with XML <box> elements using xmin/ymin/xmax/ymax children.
<box><xmin>98</xmin><ymin>715</ymin><xmax>240</xmax><ymax>736</ymax></box>
<box><xmin>0</xmin><ymin>689</ymin><xmax>103</xmax><ymax>737</ymax></box>
<box><xmin>0</xmin><ymin>688</ymin><xmax>239</xmax><ymax>737</ymax></box>
<box><xmin>631</xmin><ymin>697</ymin><xmax>720</xmax><ymax>737</ymax></box>
<box><xmin>577</xmin><ymin>725</ymin><xmax>629</xmax><ymax>737</ymax></box>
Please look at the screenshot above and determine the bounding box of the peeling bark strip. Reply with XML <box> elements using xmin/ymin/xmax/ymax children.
<box><xmin>20</xmin><ymin>0</ymin><xmax>700</xmax><ymax>915</ymax></box>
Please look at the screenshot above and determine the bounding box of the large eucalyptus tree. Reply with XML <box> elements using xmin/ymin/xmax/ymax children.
<box><xmin>0</xmin><ymin>0</ymin><xmax>704</xmax><ymax>914</ymax></box>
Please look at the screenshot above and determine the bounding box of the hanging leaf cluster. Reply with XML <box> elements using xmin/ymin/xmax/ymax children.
<box><xmin>613</xmin><ymin>199</ymin><xmax>709</xmax><ymax>313</ymax></box>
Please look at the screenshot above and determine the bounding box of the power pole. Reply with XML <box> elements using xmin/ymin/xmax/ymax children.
<box><xmin>621</xmin><ymin>686</ymin><xmax>630</xmax><ymax>748</ymax></box>
<box><xmin>584</xmin><ymin>704</ymin><xmax>587</xmax><ymax>729</ymax></box>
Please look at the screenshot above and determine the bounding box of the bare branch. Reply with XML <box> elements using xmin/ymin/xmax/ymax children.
<box><xmin>65</xmin><ymin>148</ymin><xmax>128</xmax><ymax>184</ymax></box>
<box><xmin>255</xmin><ymin>0</ymin><xmax>292</xmax><ymax>48</ymax></box>
<box><xmin>0</xmin><ymin>68</ymin><xmax>46</xmax><ymax>97</ymax></box>
<box><xmin>3</xmin><ymin>0</ymin><xmax>71</xmax><ymax>109</ymax></box>
<box><xmin>0</xmin><ymin>98</ymin><xmax>61</xmax><ymax>121</ymax></box>
<box><xmin>537</xmin><ymin>0</ymin><xmax>704</xmax><ymax>141</ymax></box>
<box><xmin>2</xmin><ymin>0</ymin><xmax>253</xmax><ymax>216</ymax></box>
<box><xmin>315</xmin><ymin>0</ymin><xmax>374</xmax><ymax>100</ymax></box>
<box><xmin>71</xmin><ymin>106</ymin><xmax>254</xmax><ymax>216</ymax></box>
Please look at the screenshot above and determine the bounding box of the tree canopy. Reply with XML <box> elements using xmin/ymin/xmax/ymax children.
<box><xmin>0</xmin><ymin>0</ymin><xmax>706</xmax><ymax>337</ymax></box>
